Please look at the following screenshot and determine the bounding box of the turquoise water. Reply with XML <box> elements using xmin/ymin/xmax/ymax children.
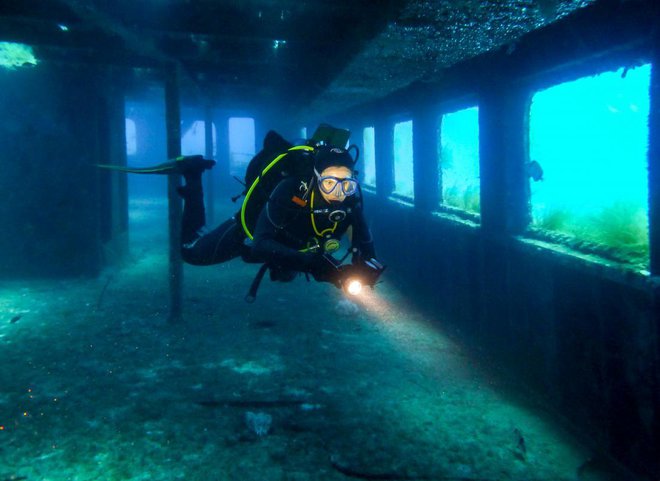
<box><xmin>182</xmin><ymin>121</ymin><xmax>217</xmax><ymax>157</ymax></box>
<box><xmin>125</xmin><ymin>119</ymin><xmax>137</xmax><ymax>156</ymax></box>
<box><xmin>439</xmin><ymin>106</ymin><xmax>481</xmax><ymax>213</ymax></box>
<box><xmin>393</xmin><ymin>120</ymin><xmax>415</xmax><ymax>199</ymax></box>
<box><xmin>529</xmin><ymin>64</ymin><xmax>651</xmax><ymax>264</ymax></box>
<box><xmin>228</xmin><ymin>117</ymin><xmax>256</xmax><ymax>177</ymax></box>
<box><xmin>361</xmin><ymin>126</ymin><xmax>376</xmax><ymax>187</ymax></box>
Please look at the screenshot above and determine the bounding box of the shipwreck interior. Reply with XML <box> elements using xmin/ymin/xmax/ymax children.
<box><xmin>1</xmin><ymin>0</ymin><xmax>659</xmax><ymax>480</ymax></box>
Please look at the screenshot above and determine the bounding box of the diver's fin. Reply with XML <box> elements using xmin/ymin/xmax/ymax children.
<box><xmin>97</xmin><ymin>155</ymin><xmax>215</xmax><ymax>176</ymax></box>
<box><xmin>96</xmin><ymin>161</ymin><xmax>180</xmax><ymax>174</ymax></box>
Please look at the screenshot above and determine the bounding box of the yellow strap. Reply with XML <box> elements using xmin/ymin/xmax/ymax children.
<box><xmin>310</xmin><ymin>190</ymin><xmax>337</xmax><ymax>237</ymax></box>
<box><xmin>240</xmin><ymin>145</ymin><xmax>315</xmax><ymax>240</ymax></box>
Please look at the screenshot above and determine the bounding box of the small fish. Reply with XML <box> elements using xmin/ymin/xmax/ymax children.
<box><xmin>9</xmin><ymin>315</ymin><xmax>22</xmax><ymax>324</ymax></box>
<box><xmin>526</xmin><ymin>160</ymin><xmax>544</xmax><ymax>182</ymax></box>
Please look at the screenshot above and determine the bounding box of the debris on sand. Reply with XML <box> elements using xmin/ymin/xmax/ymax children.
<box><xmin>245</xmin><ymin>411</ymin><xmax>272</xmax><ymax>437</ymax></box>
<box><xmin>513</xmin><ymin>427</ymin><xmax>527</xmax><ymax>461</ymax></box>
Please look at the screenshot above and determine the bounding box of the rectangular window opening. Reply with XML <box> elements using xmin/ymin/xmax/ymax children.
<box><xmin>362</xmin><ymin>126</ymin><xmax>376</xmax><ymax>188</ymax></box>
<box><xmin>182</xmin><ymin>120</ymin><xmax>216</xmax><ymax>157</ymax></box>
<box><xmin>125</xmin><ymin>118</ymin><xmax>137</xmax><ymax>156</ymax></box>
<box><xmin>439</xmin><ymin>106</ymin><xmax>480</xmax><ymax>215</ymax></box>
<box><xmin>393</xmin><ymin>120</ymin><xmax>414</xmax><ymax>200</ymax></box>
<box><xmin>529</xmin><ymin>64</ymin><xmax>651</xmax><ymax>268</ymax></box>
<box><xmin>229</xmin><ymin>117</ymin><xmax>256</xmax><ymax>178</ymax></box>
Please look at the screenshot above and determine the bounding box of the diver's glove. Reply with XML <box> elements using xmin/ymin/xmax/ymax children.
<box><xmin>304</xmin><ymin>253</ymin><xmax>342</xmax><ymax>285</ymax></box>
<box><xmin>340</xmin><ymin>257</ymin><xmax>386</xmax><ymax>289</ymax></box>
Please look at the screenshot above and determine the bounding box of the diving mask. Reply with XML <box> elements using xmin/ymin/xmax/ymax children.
<box><xmin>315</xmin><ymin>170</ymin><xmax>359</xmax><ymax>196</ymax></box>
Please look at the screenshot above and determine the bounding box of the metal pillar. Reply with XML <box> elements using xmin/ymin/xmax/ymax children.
<box><xmin>374</xmin><ymin>116</ymin><xmax>394</xmax><ymax>200</ymax></box>
<box><xmin>412</xmin><ymin>107</ymin><xmax>439</xmax><ymax>212</ymax></box>
<box><xmin>479</xmin><ymin>85</ymin><xmax>530</xmax><ymax>235</ymax></box>
<box><xmin>217</xmin><ymin>115</ymin><xmax>231</xmax><ymax>191</ymax></box>
<box><xmin>649</xmin><ymin>42</ymin><xmax>660</xmax><ymax>275</ymax></box>
<box><xmin>165</xmin><ymin>66</ymin><xmax>183</xmax><ymax>323</ymax></box>
<box><xmin>204</xmin><ymin>104</ymin><xmax>215</xmax><ymax>226</ymax></box>
<box><xmin>109</xmin><ymin>86</ymin><xmax>129</xmax><ymax>259</ymax></box>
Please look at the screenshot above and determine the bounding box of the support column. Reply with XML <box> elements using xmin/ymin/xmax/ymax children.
<box><xmin>649</xmin><ymin>39</ymin><xmax>660</xmax><ymax>275</ymax></box>
<box><xmin>479</xmin><ymin>85</ymin><xmax>530</xmax><ymax>235</ymax></box>
<box><xmin>412</xmin><ymin>108</ymin><xmax>439</xmax><ymax>212</ymax></box>
<box><xmin>217</xmin><ymin>114</ymin><xmax>231</xmax><ymax>191</ymax></box>
<box><xmin>165</xmin><ymin>66</ymin><xmax>183</xmax><ymax>323</ymax></box>
<box><xmin>504</xmin><ymin>90</ymin><xmax>532</xmax><ymax>235</ymax></box>
<box><xmin>204</xmin><ymin>104</ymin><xmax>215</xmax><ymax>225</ymax></box>
<box><xmin>374</xmin><ymin>116</ymin><xmax>394</xmax><ymax>200</ymax></box>
<box><xmin>107</xmin><ymin>85</ymin><xmax>129</xmax><ymax>260</ymax></box>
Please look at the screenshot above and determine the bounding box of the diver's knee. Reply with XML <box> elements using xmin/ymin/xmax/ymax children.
<box><xmin>269</xmin><ymin>267</ymin><xmax>297</xmax><ymax>282</ymax></box>
<box><xmin>181</xmin><ymin>247</ymin><xmax>205</xmax><ymax>266</ymax></box>
<box><xmin>241</xmin><ymin>245</ymin><xmax>262</xmax><ymax>264</ymax></box>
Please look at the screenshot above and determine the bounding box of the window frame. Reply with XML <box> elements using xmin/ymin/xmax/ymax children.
<box><xmin>435</xmin><ymin>101</ymin><xmax>482</xmax><ymax>222</ymax></box>
<box><xmin>360</xmin><ymin>125</ymin><xmax>377</xmax><ymax>190</ymax></box>
<box><xmin>522</xmin><ymin>62</ymin><xmax>653</xmax><ymax>271</ymax></box>
<box><xmin>391</xmin><ymin>118</ymin><xmax>415</xmax><ymax>202</ymax></box>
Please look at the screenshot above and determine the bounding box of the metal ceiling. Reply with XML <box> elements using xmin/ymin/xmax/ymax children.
<box><xmin>0</xmin><ymin>0</ymin><xmax>602</xmax><ymax>119</ymax></box>
<box><xmin>306</xmin><ymin>0</ymin><xmax>599</xmax><ymax>118</ymax></box>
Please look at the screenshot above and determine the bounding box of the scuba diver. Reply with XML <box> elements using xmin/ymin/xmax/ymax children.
<box><xmin>99</xmin><ymin>124</ymin><xmax>384</xmax><ymax>301</ymax></box>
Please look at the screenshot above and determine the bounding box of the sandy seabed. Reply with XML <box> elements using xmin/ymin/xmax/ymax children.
<box><xmin>0</xmin><ymin>198</ymin><xmax>616</xmax><ymax>481</ymax></box>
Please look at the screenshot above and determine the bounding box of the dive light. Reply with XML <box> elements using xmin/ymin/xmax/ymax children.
<box><xmin>345</xmin><ymin>279</ymin><xmax>363</xmax><ymax>296</ymax></box>
<box><xmin>338</xmin><ymin>258</ymin><xmax>385</xmax><ymax>296</ymax></box>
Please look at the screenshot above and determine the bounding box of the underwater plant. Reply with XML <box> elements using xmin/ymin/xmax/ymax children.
<box><xmin>442</xmin><ymin>144</ymin><xmax>477</xmax><ymax>211</ymax></box>
<box><xmin>532</xmin><ymin>201</ymin><xmax>649</xmax><ymax>266</ymax></box>
<box><xmin>586</xmin><ymin>201</ymin><xmax>649</xmax><ymax>261</ymax></box>
<box><xmin>439</xmin><ymin>108</ymin><xmax>481</xmax><ymax>214</ymax></box>
<box><xmin>442</xmin><ymin>186</ymin><xmax>461</xmax><ymax>210</ymax></box>
<box><xmin>533</xmin><ymin>207</ymin><xmax>573</xmax><ymax>232</ymax></box>
<box><xmin>442</xmin><ymin>184</ymin><xmax>481</xmax><ymax>213</ymax></box>
<box><xmin>462</xmin><ymin>185</ymin><xmax>481</xmax><ymax>213</ymax></box>
<box><xmin>0</xmin><ymin>42</ymin><xmax>38</xmax><ymax>69</ymax></box>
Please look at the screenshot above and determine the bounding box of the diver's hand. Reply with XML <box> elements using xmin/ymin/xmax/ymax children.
<box><xmin>343</xmin><ymin>257</ymin><xmax>386</xmax><ymax>288</ymax></box>
<box><xmin>305</xmin><ymin>253</ymin><xmax>341</xmax><ymax>285</ymax></box>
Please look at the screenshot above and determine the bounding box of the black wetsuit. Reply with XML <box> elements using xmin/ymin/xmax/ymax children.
<box><xmin>179</xmin><ymin>174</ymin><xmax>375</xmax><ymax>278</ymax></box>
